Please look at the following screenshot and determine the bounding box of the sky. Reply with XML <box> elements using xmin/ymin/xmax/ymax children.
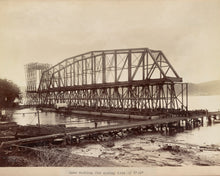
<box><xmin>0</xmin><ymin>0</ymin><xmax>220</xmax><ymax>87</ymax></box>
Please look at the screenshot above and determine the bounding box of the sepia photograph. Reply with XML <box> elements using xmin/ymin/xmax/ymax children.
<box><xmin>0</xmin><ymin>0</ymin><xmax>220</xmax><ymax>175</ymax></box>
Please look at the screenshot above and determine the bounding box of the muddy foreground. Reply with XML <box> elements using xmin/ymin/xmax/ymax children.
<box><xmin>71</xmin><ymin>134</ymin><xmax>220</xmax><ymax>167</ymax></box>
<box><xmin>1</xmin><ymin>133</ymin><xmax>220</xmax><ymax>167</ymax></box>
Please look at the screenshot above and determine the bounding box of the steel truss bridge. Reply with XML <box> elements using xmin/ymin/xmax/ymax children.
<box><xmin>27</xmin><ymin>48</ymin><xmax>188</xmax><ymax>115</ymax></box>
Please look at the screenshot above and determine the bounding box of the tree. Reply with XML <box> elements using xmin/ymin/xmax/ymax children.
<box><xmin>0</xmin><ymin>79</ymin><xmax>21</xmax><ymax>108</ymax></box>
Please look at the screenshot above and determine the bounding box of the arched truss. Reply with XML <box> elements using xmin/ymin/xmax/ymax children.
<box><xmin>35</xmin><ymin>48</ymin><xmax>188</xmax><ymax>114</ymax></box>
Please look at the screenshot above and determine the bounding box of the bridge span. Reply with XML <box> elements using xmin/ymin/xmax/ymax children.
<box><xmin>26</xmin><ymin>48</ymin><xmax>188</xmax><ymax>116</ymax></box>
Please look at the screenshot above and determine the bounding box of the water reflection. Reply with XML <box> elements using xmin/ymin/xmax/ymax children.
<box><xmin>11</xmin><ymin>108</ymin><xmax>124</xmax><ymax>128</ymax></box>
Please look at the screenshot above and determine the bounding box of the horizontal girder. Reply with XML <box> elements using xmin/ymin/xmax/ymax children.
<box><xmin>38</xmin><ymin>83</ymin><xmax>188</xmax><ymax>114</ymax></box>
<box><xmin>37</xmin><ymin>78</ymin><xmax>182</xmax><ymax>93</ymax></box>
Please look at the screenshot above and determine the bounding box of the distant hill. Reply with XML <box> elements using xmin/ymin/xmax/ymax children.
<box><xmin>188</xmin><ymin>80</ymin><xmax>220</xmax><ymax>96</ymax></box>
<box><xmin>19</xmin><ymin>81</ymin><xmax>220</xmax><ymax>96</ymax></box>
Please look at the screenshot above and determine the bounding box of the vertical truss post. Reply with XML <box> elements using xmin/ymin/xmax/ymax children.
<box><xmin>85</xmin><ymin>57</ymin><xmax>87</xmax><ymax>85</ymax></box>
<box><xmin>58</xmin><ymin>72</ymin><xmax>61</xmax><ymax>88</ymax></box>
<box><xmin>166</xmin><ymin>84</ymin><xmax>168</xmax><ymax>109</ymax></box>
<box><xmin>70</xmin><ymin>64</ymin><xmax>72</xmax><ymax>86</ymax></box>
<box><xmin>73</xmin><ymin>63</ymin><xmax>75</xmax><ymax>86</ymax></box>
<box><xmin>91</xmin><ymin>52</ymin><xmax>94</xmax><ymax>85</ymax></box>
<box><xmin>158</xmin><ymin>85</ymin><xmax>161</xmax><ymax>108</ymax></box>
<box><xmin>94</xmin><ymin>56</ymin><xmax>96</xmax><ymax>84</ymax></box>
<box><xmin>64</xmin><ymin>62</ymin><xmax>66</xmax><ymax>87</ymax></box>
<box><xmin>77</xmin><ymin>61</ymin><xmax>79</xmax><ymax>85</ymax></box>
<box><xmin>159</xmin><ymin>54</ymin><xmax>162</xmax><ymax>79</ymax></box>
<box><xmin>128</xmin><ymin>50</ymin><xmax>132</xmax><ymax>82</ymax></box>
<box><xmin>181</xmin><ymin>83</ymin><xmax>183</xmax><ymax>110</ymax></box>
<box><xmin>143</xmin><ymin>50</ymin><xmax>145</xmax><ymax>80</ymax></box>
<box><xmin>82</xmin><ymin>55</ymin><xmax>84</xmax><ymax>85</ymax></box>
<box><xmin>102</xmin><ymin>52</ymin><xmax>106</xmax><ymax>84</ymax></box>
<box><xmin>146</xmin><ymin>51</ymin><xmax>148</xmax><ymax>79</ymax></box>
<box><xmin>186</xmin><ymin>83</ymin><xmax>188</xmax><ymax>111</ymax></box>
<box><xmin>114</xmin><ymin>50</ymin><xmax>117</xmax><ymax>83</ymax></box>
<box><xmin>171</xmin><ymin>84</ymin><xmax>174</xmax><ymax>109</ymax></box>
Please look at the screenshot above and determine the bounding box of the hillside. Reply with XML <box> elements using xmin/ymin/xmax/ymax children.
<box><xmin>188</xmin><ymin>80</ymin><xmax>220</xmax><ymax>96</ymax></box>
<box><xmin>19</xmin><ymin>81</ymin><xmax>220</xmax><ymax>96</ymax></box>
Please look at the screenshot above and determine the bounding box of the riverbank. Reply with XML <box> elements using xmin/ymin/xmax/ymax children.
<box><xmin>70</xmin><ymin>133</ymin><xmax>220</xmax><ymax>167</ymax></box>
<box><xmin>1</xmin><ymin>132</ymin><xmax>220</xmax><ymax>167</ymax></box>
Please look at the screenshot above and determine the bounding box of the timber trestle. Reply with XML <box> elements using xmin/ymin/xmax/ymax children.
<box><xmin>0</xmin><ymin>114</ymin><xmax>205</xmax><ymax>149</ymax></box>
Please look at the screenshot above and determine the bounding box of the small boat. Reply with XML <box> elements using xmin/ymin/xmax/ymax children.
<box><xmin>213</xmin><ymin>119</ymin><xmax>220</xmax><ymax>123</ymax></box>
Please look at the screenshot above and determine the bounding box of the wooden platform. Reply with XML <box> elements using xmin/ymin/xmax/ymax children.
<box><xmin>0</xmin><ymin>114</ymin><xmax>203</xmax><ymax>149</ymax></box>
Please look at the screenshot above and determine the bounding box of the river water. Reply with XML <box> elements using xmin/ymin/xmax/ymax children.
<box><xmin>165</xmin><ymin>95</ymin><xmax>220</xmax><ymax>146</ymax></box>
<box><xmin>11</xmin><ymin>95</ymin><xmax>220</xmax><ymax>146</ymax></box>
<box><xmin>11</xmin><ymin>108</ymin><xmax>126</xmax><ymax>128</ymax></box>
